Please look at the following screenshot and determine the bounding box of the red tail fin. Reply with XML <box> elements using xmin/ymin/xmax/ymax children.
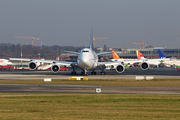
<box><xmin>136</xmin><ymin>50</ymin><xmax>145</xmax><ymax>60</ymax></box>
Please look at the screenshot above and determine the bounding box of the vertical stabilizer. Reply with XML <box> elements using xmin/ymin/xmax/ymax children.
<box><xmin>89</xmin><ymin>27</ymin><xmax>93</xmax><ymax>50</ymax></box>
<box><xmin>158</xmin><ymin>49</ymin><xmax>166</xmax><ymax>58</ymax></box>
<box><xmin>112</xmin><ymin>50</ymin><xmax>120</xmax><ymax>59</ymax></box>
<box><xmin>136</xmin><ymin>50</ymin><xmax>145</xmax><ymax>60</ymax></box>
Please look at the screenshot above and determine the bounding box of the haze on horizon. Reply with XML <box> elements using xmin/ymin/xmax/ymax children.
<box><xmin>0</xmin><ymin>0</ymin><xmax>180</xmax><ymax>49</ymax></box>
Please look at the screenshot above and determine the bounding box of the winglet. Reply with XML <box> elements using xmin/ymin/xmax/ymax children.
<box><xmin>112</xmin><ymin>50</ymin><xmax>120</xmax><ymax>59</ymax></box>
<box><xmin>158</xmin><ymin>49</ymin><xmax>166</xmax><ymax>58</ymax></box>
<box><xmin>136</xmin><ymin>50</ymin><xmax>145</xmax><ymax>60</ymax></box>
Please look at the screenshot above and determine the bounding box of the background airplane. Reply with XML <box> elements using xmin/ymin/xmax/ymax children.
<box><xmin>0</xmin><ymin>59</ymin><xmax>12</xmax><ymax>66</ymax></box>
<box><xmin>158</xmin><ymin>49</ymin><xmax>180</xmax><ymax>68</ymax></box>
<box><xmin>136</xmin><ymin>49</ymin><xmax>171</xmax><ymax>68</ymax></box>
<box><xmin>111</xmin><ymin>50</ymin><xmax>136</xmax><ymax>62</ymax></box>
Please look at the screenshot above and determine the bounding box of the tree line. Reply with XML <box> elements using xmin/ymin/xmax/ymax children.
<box><xmin>0</xmin><ymin>43</ymin><xmax>86</xmax><ymax>59</ymax></box>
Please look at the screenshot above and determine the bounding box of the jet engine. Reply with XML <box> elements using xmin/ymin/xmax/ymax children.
<box><xmin>28</xmin><ymin>61</ymin><xmax>37</xmax><ymax>70</ymax></box>
<box><xmin>140</xmin><ymin>62</ymin><xmax>149</xmax><ymax>70</ymax></box>
<box><xmin>51</xmin><ymin>64</ymin><xmax>60</xmax><ymax>73</ymax></box>
<box><xmin>115</xmin><ymin>64</ymin><xmax>125</xmax><ymax>73</ymax></box>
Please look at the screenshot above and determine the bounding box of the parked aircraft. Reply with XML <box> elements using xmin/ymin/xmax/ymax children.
<box><xmin>111</xmin><ymin>50</ymin><xmax>136</xmax><ymax>61</ymax></box>
<box><xmin>0</xmin><ymin>59</ymin><xmax>12</xmax><ymax>66</ymax></box>
<box><xmin>8</xmin><ymin>28</ymin><xmax>150</xmax><ymax>75</ymax></box>
<box><xmin>136</xmin><ymin>50</ymin><xmax>171</xmax><ymax>68</ymax></box>
<box><xmin>158</xmin><ymin>49</ymin><xmax>180</xmax><ymax>68</ymax></box>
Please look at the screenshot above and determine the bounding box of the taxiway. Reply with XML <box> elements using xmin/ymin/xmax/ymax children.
<box><xmin>0</xmin><ymin>68</ymin><xmax>180</xmax><ymax>94</ymax></box>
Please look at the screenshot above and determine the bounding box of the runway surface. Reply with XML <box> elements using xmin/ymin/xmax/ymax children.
<box><xmin>0</xmin><ymin>84</ymin><xmax>180</xmax><ymax>94</ymax></box>
<box><xmin>0</xmin><ymin>68</ymin><xmax>180</xmax><ymax>94</ymax></box>
<box><xmin>0</xmin><ymin>67</ymin><xmax>180</xmax><ymax>80</ymax></box>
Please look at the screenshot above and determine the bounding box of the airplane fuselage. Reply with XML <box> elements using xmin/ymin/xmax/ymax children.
<box><xmin>77</xmin><ymin>48</ymin><xmax>98</xmax><ymax>70</ymax></box>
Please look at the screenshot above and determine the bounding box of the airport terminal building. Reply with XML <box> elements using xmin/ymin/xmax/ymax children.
<box><xmin>115</xmin><ymin>47</ymin><xmax>180</xmax><ymax>59</ymax></box>
<box><xmin>59</xmin><ymin>47</ymin><xmax>180</xmax><ymax>61</ymax></box>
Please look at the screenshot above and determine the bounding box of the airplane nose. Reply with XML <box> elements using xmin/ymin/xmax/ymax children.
<box><xmin>79</xmin><ymin>57</ymin><xmax>92</xmax><ymax>69</ymax></box>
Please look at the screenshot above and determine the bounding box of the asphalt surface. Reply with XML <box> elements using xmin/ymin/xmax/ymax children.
<box><xmin>0</xmin><ymin>84</ymin><xmax>180</xmax><ymax>94</ymax></box>
<box><xmin>0</xmin><ymin>67</ymin><xmax>180</xmax><ymax>80</ymax></box>
<box><xmin>0</xmin><ymin>67</ymin><xmax>180</xmax><ymax>94</ymax></box>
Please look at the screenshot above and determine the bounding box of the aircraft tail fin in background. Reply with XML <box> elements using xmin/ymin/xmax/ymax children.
<box><xmin>112</xmin><ymin>50</ymin><xmax>120</xmax><ymax>59</ymax></box>
<box><xmin>136</xmin><ymin>50</ymin><xmax>145</xmax><ymax>60</ymax></box>
<box><xmin>89</xmin><ymin>27</ymin><xmax>93</xmax><ymax>50</ymax></box>
<box><xmin>158</xmin><ymin>49</ymin><xmax>166</xmax><ymax>58</ymax></box>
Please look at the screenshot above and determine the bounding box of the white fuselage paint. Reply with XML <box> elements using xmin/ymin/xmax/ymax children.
<box><xmin>143</xmin><ymin>58</ymin><xmax>170</xmax><ymax>66</ymax></box>
<box><xmin>0</xmin><ymin>59</ymin><xmax>12</xmax><ymax>66</ymax></box>
<box><xmin>77</xmin><ymin>48</ymin><xmax>98</xmax><ymax>70</ymax></box>
<box><xmin>161</xmin><ymin>59</ymin><xmax>180</xmax><ymax>66</ymax></box>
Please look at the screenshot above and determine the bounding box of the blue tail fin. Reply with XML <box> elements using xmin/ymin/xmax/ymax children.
<box><xmin>89</xmin><ymin>27</ymin><xmax>93</xmax><ymax>50</ymax></box>
<box><xmin>158</xmin><ymin>49</ymin><xmax>166</xmax><ymax>58</ymax></box>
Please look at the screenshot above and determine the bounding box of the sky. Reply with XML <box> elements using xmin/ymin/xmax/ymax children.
<box><xmin>0</xmin><ymin>0</ymin><xmax>180</xmax><ymax>49</ymax></box>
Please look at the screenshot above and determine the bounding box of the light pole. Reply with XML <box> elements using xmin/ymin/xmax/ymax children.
<box><xmin>178</xmin><ymin>33</ymin><xmax>180</xmax><ymax>59</ymax></box>
<box><xmin>38</xmin><ymin>53</ymin><xmax>40</xmax><ymax>59</ymax></box>
<box><xmin>148</xmin><ymin>34</ymin><xmax>152</xmax><ymax>58</ymax></box>
<box><xmin>21</xmin><ymin>45</ymin><xmax>22</xmax><ymax>65</ymax></box>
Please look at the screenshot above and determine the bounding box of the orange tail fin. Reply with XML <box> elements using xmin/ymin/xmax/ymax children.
<box><xmin>112</xmin><ymin>50</ymin><xmax>120</xmax><ymax>59</ymax></box>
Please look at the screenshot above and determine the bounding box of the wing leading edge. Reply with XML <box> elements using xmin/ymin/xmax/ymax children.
<box><xmin>9</xmin><ymin>58</ymin><xmax>78</xmax><ymax>66</ymax></box>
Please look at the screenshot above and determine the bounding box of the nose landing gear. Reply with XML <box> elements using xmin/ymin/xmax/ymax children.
<box><xmin>81</xmin><ymin>70</ymin><xmax>88</xmax><ymax>76</ymax></box>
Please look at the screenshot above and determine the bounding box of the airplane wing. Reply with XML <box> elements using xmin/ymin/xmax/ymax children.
<box><xmin>64</xmin><ymin>51</ymin><xmax>79</xmax><ymax>55</ymax></box>
<box><xmin>9</xmin><ymin>58</ymin><xmax>78</xmax><ymax>66</ymax></box>
<box><xmin>97</xmin><ymin>52</ymin><xmax>112</xmax><ymax>56</ymax></box>
<box><xmin>96</xmin><ymin>59</ymin><xmax>146</xmax><ymax>73</ymax></box>
<box><xmin>97</xmin><ymin>59</ymin><xmax>144</xmax><ymax>67</ymax></box>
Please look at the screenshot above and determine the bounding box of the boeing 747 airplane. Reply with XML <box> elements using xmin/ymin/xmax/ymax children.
<box><xmin>8</xmin><ymin>28</ymin><xmax>150</xmax><ymax>75</ymax></box>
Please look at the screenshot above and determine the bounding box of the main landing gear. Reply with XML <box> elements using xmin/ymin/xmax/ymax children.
<box><xmin>71</xmin><ymin>66</ymin><xmax>106</xmax><ymax>76</ymax></box>
<box><xmin>71</xmin><ymin>66</ymin><xmax>77</xmax><ymax>75</ymax></box>
<box><xmin>91</xmin><ymin>70</ymin><xmax>96</xmax><ymax>75</ymax></box>
<box><xmin>100</xmin><ymin>66</ymin><xmax>106</xmax><ymax>75</ymax></box>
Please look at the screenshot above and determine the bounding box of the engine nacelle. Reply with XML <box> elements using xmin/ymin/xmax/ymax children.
<box><xmin>140</xmin><ymin>62</ymin><xmax>149</xmax><ymax>70</ymax></box>
<box><xmin>28</xmin><ymin>62</ymin><xmax>37</xmax><ymax>70</ymax></box>
<box><xmin>115</xmin><ymin>64</ymin><xmax>125</xmax><ymax>73</ymax></box>
<box><xmin>51</xmin><ymin>64</ymin><xmax>60</xmax><ymax>73</ymax></box>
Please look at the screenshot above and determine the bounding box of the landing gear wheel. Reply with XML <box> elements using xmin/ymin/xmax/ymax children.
<box><xmin>91</xmin><ymin>71</ymin><xmax>96</xmax><ymax>75</ymax></box>
<box><xmin>101</xmin><ymin>72</ymin><xmax>106</xmax><ymax>75</ymax></box>
<box><xmin>71</xmin><ymin>71</ymin><xmax>76</xmax><ymax>75</ymax></box>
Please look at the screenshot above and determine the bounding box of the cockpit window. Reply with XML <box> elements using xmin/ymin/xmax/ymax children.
<box><xmin>83</xmin><ymin>50</ymin><xmax>89</xmax><ymax>52</ymax></box>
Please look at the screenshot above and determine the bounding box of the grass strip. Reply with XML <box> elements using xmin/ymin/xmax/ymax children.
<box><xmin>0</xmin><ymin>94</ymin><xmax>180</xmax><ymax>120</ymax></box>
